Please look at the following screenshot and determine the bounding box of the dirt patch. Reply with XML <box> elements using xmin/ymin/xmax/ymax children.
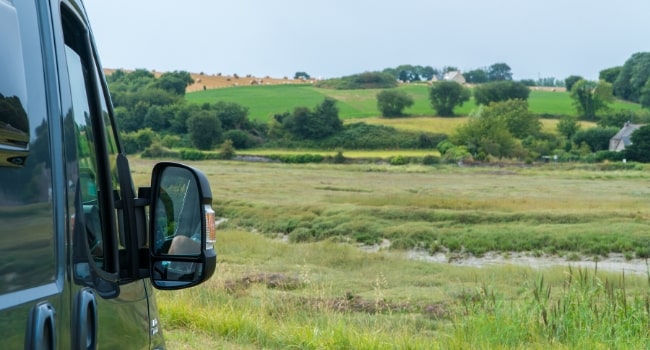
<box><xmin>222</xmin><ymin>272</ymin><xmax>450</xmax><ymax>318</ymax></box>
<box><xmin>223</xmin><ymin>272</ymin><xmax>303</xmax><ymax>293</ymax></box>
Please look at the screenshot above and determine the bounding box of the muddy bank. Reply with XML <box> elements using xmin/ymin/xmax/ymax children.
<box><xmin>407</xmin><ymin>250</ymin><xmax>650</xmax><ymax>276</ymax></box>
<box><xmin>358</xmin><ymin>239</ymin><xmax>650</xmax><ymax>276</ymax></box>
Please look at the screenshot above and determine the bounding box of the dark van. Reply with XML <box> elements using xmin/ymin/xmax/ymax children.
<box><xmin>0</xmin><ymin>0</ymin><xmax>216</xmax><ymax>348</ymax></box>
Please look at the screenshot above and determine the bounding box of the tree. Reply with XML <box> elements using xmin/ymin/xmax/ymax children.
<box><xmin>487</xmin><ymin>63</ymin><xmax>513</xmax><ymax>81</ymax></box>
<box><xmin>294</xmin><ymin>72</ymin><xmax>311</xmax><ymax>80</ymax></box>
<box><xmin>570</xmin><ymin>79</ymin><xmax>613</xmax><ymax>120</ymax></box>
<box><xmin>282</xmin><ymin>98</ymin><xmax>342</xmax><ymax>139</ymax></box>
<box><xmin>187</xmin><ymin>110</ymin><xmax>222</xmax><ymax>150</ymax></box>
<box><xmin>213</xmin><ymin>101</ymin><xmax>250</xmax><ymax>131</ymax></box>
<box><xmin>625</xmin><ymin>125</ymin><xmax>650</xmax><ymax>162</ymax></box>
<box><xmin>564</xmin><ymin>75</ymin><xmax>583</xmax><ymax>92</ymax></box>
<box><xmin>464</xmin><ymin>69</ymin><xmax>488</xmax><ymax>84</ymax></box>
<box><xmin>481</xmin><ymin>99</ymin><xmax>541</xmax><ymax>138</ymax></box>
<box><xmin>599</xmin><ymin>66</ymin><xmax>621</xmax><ymax>84</ymax></box>
<box><xmin>556</xmin><ymin>115</ymin><xmax>581</xmax><ymax>140</ymax></box>
<box><xmin>396</xmin><ymin>64</ymin><xmax>419</xmax><ymax>82</ymax></box>
<box><xmin>419</xmin><ymin>66</ymin><xmax>437</xmax><ymax>81</ymax></box>
<box><xmin>428</xmin><ymin>81</ymin><xmax>471</xmax><ymax>116</ymax></box>
<box><xmin>598</xmin><ymin>109</ymin><xmax>637</xmax><ymax>128</ymax></box>
<box><xmin>572</xmin><ymin>126</ymin><xmax>618</xmax><ymax>152</ymax></box>
<box><xmin>473</xmin><ymin>81</ymin><xmax>530</xmax><ymax>105</ymax></box>
<box><xmin>383</xmin><ymin>65</ymin><xmax>438</xmax><ymax>81</ymax></box>
<box><xmin>143</xmin><ymin>105</ymin><xmax>170</xmax><ymax>131</ymax></box>
<box><xmin>613</xmin><ymin>52</ymin><xmax>650</xmax><ymax>102</ymax></box>
<box><xmin>154</xmin><ymin>71</ymin><xmax>194</xmax><ymax>95</ymax></box>
<box><xmin>451</xmin><ymin>113</ymin><xmax>521</xmax><ymax>159</ymax></box>
<box><xmin>376</xmin><ymin>90</ymin><xmax>414</xmax><ymax>117</ymax></box>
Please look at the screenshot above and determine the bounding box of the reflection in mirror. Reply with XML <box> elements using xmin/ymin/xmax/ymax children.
<box><xmin>152</xmin><ymin>261</ymin><xmax>204</xmax><ymax>288</ymax></box>
<box><xmin>153</xmin><ymin>166</ymin><xmax>202</xmax><ymax>256</ymax></box>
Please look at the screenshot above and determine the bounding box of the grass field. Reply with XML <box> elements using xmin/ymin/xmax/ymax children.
<box><xmin>129</xmin><ymin>159</ymin><xmax>650</xmax><ymax>349</ymax></box>
<box><xmin>185</xmin><ymin>84</ymin><xmax>642</xmax><ymax>122</ymax></box>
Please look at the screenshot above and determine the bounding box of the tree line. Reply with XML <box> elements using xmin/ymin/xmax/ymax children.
<box><xmin>108</xmin><ymin>50</ymin><xmax>650</xmax><ymax>164</ymax></box>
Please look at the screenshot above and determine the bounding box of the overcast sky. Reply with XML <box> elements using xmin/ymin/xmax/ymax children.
<box><xmin>84</xmin><ymin>0</ymin><xmax>650</xmax><ymax>81</ymax></box>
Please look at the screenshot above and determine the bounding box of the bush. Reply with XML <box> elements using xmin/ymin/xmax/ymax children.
<box><xmin>218</xmin><ymin>139</ymin><xmax>236</xmax><ymax>160</ymax></box>
<box><xmin>180</xmin><ymin>149</ymin><xmax>207</xmax><ymax>161</ymax></box>
<box><xmin>141</xmin><ymin>143</ymin><xmax>179</xmax><ymax>158</ymax></box>
<box><xmin>389</xmin><ymin>155</ymin><xmax>409</xmax><ymax>165</ymax></box>
<box><xmin>376</xmin><ymin>89</ymin><xmax>414</xmax><ymax>117</ymax></box>
<box><xmin>161</xmin><ymin>135</ymin><xmax>182</xmax><ymax>148</ymax></box>
<box><xmin>333</xmin><ymin>150</ymin><xmax>346</xmax><ymax>164</ymax></box>
<box><xmin>315</xmin><ymin>71</ymin><xmax>397</xmax><ymax>89</ymax></box>
<box><xmin>267</xmin><ymin>154</ymin><xmax>325</xmax><ymax>164</ymax></box>
<box><xmin>422</xmin><ymin>155</ymin><xmax>440</xmax><ymax>165</ymax></box>
<box><xmin>320</xmin><ymin>123</ymin><xmax>447</xmax><ymax>150</ymax></box>
<box><xmin>473</xmin><ymin>81</ymin><xmax>530</xmax><ymax>105</ymax></box>
<box><xmin>223</xmin><ymin>129</ymin><xmax>255</xmax><ymax>149</ymax></box>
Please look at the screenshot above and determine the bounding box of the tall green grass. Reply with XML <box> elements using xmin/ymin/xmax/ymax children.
<box><xmin>158</xmin><ymin>230</ymin><xmax>650</xmax><ymax>349</ymax></box>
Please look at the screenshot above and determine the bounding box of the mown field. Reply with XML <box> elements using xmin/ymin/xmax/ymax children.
<box><xmin>185</xmin><ymin>84</ymin><xmax>642</xmax><ymax>122</ymax></box>
<box><xmin>129</xmin><ymin>159</ymin><xmax>650</xmax><ymax>349</ymax></box>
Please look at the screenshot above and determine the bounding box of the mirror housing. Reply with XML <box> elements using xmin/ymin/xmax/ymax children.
<box><xmin>148</xmin><ymin>162</ymin><xmax>216</xmax><ymax>289</ymax></box>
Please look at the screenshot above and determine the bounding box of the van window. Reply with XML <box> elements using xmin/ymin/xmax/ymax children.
<box><xmin>0</xmin><ymin>0</ymin><xmax>55</xmax><ymax>296</ymax></box>
<box><xmin>62</xmin><ymin>6</ymin><xmax>130</xmax><ymax>276</ymax></box>
<box><xmin>62</xmin><ymin>11</ymin><xmax>115</xmax><ymax>272</ymax></box>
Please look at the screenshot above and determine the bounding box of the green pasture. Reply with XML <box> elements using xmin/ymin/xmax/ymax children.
<box><xmin>133</xmin><ymin>159</ymin><xmax>650</xmax><ymax>349</ymax></box>
<box><xmin>186</xmin><ymin>84</ymin><xmax>642</xmax><ymax>122</ymax></box>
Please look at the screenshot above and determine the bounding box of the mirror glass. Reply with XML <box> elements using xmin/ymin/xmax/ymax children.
<box><xmin>152</xmin><ymin>261</ymin><xmax>205</xmax><ymax>288</ymax></box>
<box><xmin>152</xmin><ymin>166</ymin><xmax>203</xmax><ymax>287</ymax></box>
<box><xmin>153</xmin><ymin>166</ymin><xmax>202</xmax><ymax>255</ymax></box>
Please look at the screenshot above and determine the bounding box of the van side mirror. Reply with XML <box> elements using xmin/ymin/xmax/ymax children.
<box><xmin>148</xmin><ymin>162</ymin><xmax>216</xmax><ymax>289</ymax></box>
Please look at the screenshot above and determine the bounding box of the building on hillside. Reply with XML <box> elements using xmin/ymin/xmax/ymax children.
<box><xmin>443</xmin><ymin>71</ymin><xmax>466</xmax><ymax>84</ymax></box>
<box><xmin>609</xmin><ymin>122</ymin><xmax>644</xmax><ymax>152</ymax></box>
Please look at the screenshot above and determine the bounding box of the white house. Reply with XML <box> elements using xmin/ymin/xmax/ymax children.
<box><xmin>609</xmin><ymin>122</ymin><xmax>644</xmax><ymax>152</ymax></box>
<box><xmin>443</xmin><ymin>71</ymin><xmax>466</xmax><ymax>84</ymax></box>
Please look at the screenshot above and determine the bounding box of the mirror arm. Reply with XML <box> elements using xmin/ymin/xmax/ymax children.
<box><xmin>134</xmin><ymin>187</ymin><xmax>152</xmax><ymax>278</ymax></box>
<box><xmin>136</xmin><ymin>187</ymin><xmax>151</xmax><ymax>207</ymax></box>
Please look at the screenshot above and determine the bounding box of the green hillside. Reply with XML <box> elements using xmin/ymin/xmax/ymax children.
<box><xmin>185</xmin><ymin>84</ymin><xmax>642</xmax><ymax>122</ymax></box>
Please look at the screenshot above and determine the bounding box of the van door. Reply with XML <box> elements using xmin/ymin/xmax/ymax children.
<box><xmin>57</xmin><ymin>2</ymin><xmax>153</xmax><ymax>348</ymax></box>
<box><xmin>0</xmin><ymin>0</ymin><xmax>66</xmax><ymax>348</ymax></box>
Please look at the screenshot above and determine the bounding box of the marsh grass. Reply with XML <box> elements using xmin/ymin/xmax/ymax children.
<box><xmin>130</xmin><ymin>159</ymin><xmax>650</xmax><ymax>348</ymax></box>
<box><xmin>158</xmin><ymin>230</ymin><xmax>650</xmax><ymax>349</ymax></box>
<box><xmin>132</xmin><ymin>159</ymin><xmax>650</xmax><ymax>257</ymax></box>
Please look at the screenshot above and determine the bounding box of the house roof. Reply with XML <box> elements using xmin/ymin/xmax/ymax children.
<box><xmin>609</xmin><ymin>122</ymin><xmax>644</xmax><ymax>151</ymax></box>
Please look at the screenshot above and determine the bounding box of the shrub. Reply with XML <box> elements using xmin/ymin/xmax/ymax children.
<box><xmin>315</xmin><ymin>71</ymin><xmax>397</xmax><ymax>89</ymax></box>
<box><xmin>320</xmin><ymin>123</ymin><xmax>446</xmax><ymax>150</ymax></box>
<box><xmin>422</xmin><ymin>155</ymin><xmax>440</xmax><ymax>165</ymax></box>
<box><xmin>180</xmin><ymin>149</ymin><xmax>207</xmax><ymax>161</ymax></box>
<box><xmin>473</xmin><ymin>81</ymin><xmax>530</xmax><ymax>105</ymax></box>
<box><xmin>389</xmin><ymin>155</ymin><xmax>409</xmax><ymax>165</ymax></box>
<box><xmin>267</xmin><ymin>154</ymin><xmax>325</xmax><ymax>164</ymax></box>
<box><xmin>218</xmin><ymin>139</ymin><xmax>236</xmax><ymax>160</ymax></box>
<box><xmin>333</xmin><ymin>150</ymin><xmax>346</xmax><ymax>164</ymax></box>
<box><xmin>223</xmin><ymin>129</ymin><xmax>254</xmax><ymax>149</ymax></box>
<box><xmin>437</xmin><ymin>140</ymin><xmax>455</xmax><ymax>155</ymax></box>
<box><xmin>288</xmin><ymin>227</ymin><xmax>313</xmax><ymax>243</ymax></box>
<box><xmin>161</xmin><ymin>135</ymin><xmax>182</xmax><ymax>148</ymax></box>
<box><xmin>376</xmin><ymin>89</ymin><xmax>414</xmax><ymax>117</ymax></box>
<box><xmin>141</xmin><ymin>143</ymin><xmax>179</xmax><ymax>158</ymax></box>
